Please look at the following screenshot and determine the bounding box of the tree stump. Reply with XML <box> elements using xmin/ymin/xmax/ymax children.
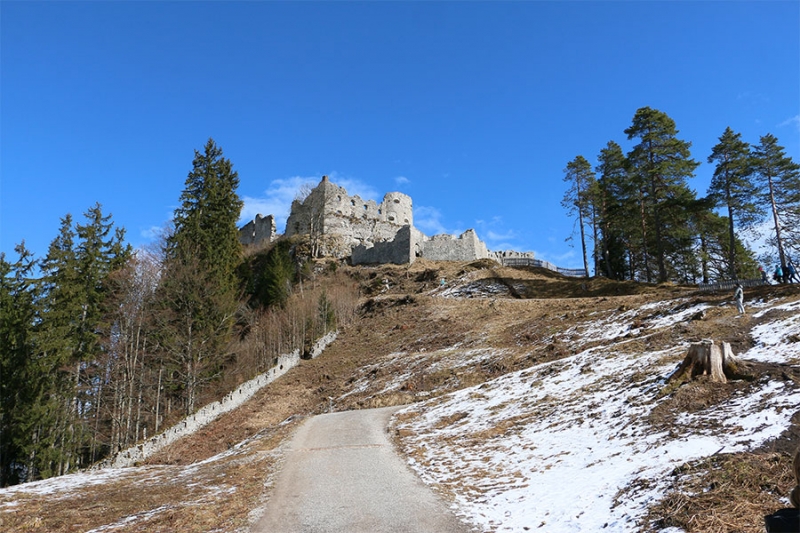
<box><xmin>667</xmin><ymin>340</ymin><xmax>741</xmax><ymax>384</ymax></box>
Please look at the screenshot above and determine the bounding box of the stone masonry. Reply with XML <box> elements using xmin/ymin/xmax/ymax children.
<box><xmin>239</xmin><ymin>214</ymin><xmax>277</xmax><ymax>246</ymax></box>
<box><xmin>283</xmin><ymin>176</ymin><xmax>413</xmax><ymax>257</ymax></box>
<box><xmin>241</xmin><ymin>176</ymin><xmax>527</xmax><ymax>265</ymax></box>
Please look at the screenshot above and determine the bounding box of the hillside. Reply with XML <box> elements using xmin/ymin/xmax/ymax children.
<box><xmin>1</xmin><ymin>260</ymin><xmax>799</xmax><ymax>533</ymax></box>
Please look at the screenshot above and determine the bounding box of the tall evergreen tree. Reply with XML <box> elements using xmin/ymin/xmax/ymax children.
<box><xmin>0</xmin><ymin>244</ymin><xmax>38</xmax><ymax>486</ymax></box>
<box><xmin>694</xmin><ymin>210</ymin><xmax>759</xmax><ymax>282</ymax></box>
<box><xmin>159</xmin><ymin>139</ymin><xmax>244</xmax><ymax>414</ymax></box>
<box><xmin>752</xmin><ymin>133</ymin><xmax>800</xmax><ymax>269</ymax></box>
<box><xmin>35</xmin><ymin>215</ymin><xmax>83</xmax><ymax>478</ymax></box>
<box><xmin>561</xmin><ymin>155</ymin><xmax>595</xmax><ymax>278</ymax></box>
<box><xmin>707</xmin><ymin>127</ymin><xmax>761</xmax><ymax>279</ymax></box>
<box><xmin>595</xmin><ymin>141</ymin><xmax>636</xmax><ymax>280</ymax></box>
<box><xmin>170</xmin><ymin>138</ymin><xmax>244</xmax><ymax>296</ymax></box>
<box><xmin>33</xmin><ymin>206</ymin><xmax>130</xmax><ymax>478</ymax></box>
<box><xmin>625</xmin><ymin>107</ymin><xmax>700</xmax><ymax>282</ymax></box>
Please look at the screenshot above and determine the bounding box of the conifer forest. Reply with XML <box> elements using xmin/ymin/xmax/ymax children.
<box><xmin>562</xmin><ymin>107</ymin><xmax>800</xmax><ymax>284</ymax></box>
<box><xmin>0</xmin><ymin>139</ymin><xmax>358</xmax><ymax>486</ymax></box>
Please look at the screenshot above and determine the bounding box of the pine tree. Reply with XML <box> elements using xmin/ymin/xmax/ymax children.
<box><xmin>170</xmin><ymin>138</ymin><xmax>244</xmax><ymax>297</ymax></box>
<box><xmin>695</xmin><ymin>210</ymin><xmax>759</xmax><ymax>282</ymax></box>
<box><xmin>625</xmin><ymin>107</ymin><xmax>700</xmax><ymax>282</ymax></box>
<box><xmin>595</xmin><ymin>141</ymin><xmax>637</xmax><ymax>280</ymax></box>
<box><xmin>707</xmin><ymin>127</ymin><xmax>761</xmax><ymax>279</ymax></box>
<box><xmin>158</xmin><ymin>139</ymin><xmax>244</xmax><ymax>415</ymax></box>
<box><xmin>561</xmin><ymin>155</ymin><xmax>595</xmax><ymax>278</ymax></box>
<box><xmin>262</xmin><ymin>241</ymin><xmax>295</xmax><ymax>308</ymax></box>
<box><xmin>35</xmin><ymin>215</ymin><xmax>83</xmax><ymax>478</ymax></box>
<box><xmin>0</xmin><ymin>244</ymin><xmax>38</xmax><ymax>486</ymax></box>
<box><xmin>32</xmin><ymin>206</ymin><xmax>130</xmax><ymax>478</ymax></box>
<box><xmin>752</xmin><ymin>133</ymin><xmax>800</xmax><ymax>270</ymax></box>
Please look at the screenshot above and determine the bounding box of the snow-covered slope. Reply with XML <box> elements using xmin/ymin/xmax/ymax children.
<box><xmin>3</xmin><ymin>283</ymin><xmax>798</xmax><ymax>533</ymax></box>
<box><xmin>392</xmin><ymin>297</ymin><xmax>800</xmax><ymax>532</ymax></box>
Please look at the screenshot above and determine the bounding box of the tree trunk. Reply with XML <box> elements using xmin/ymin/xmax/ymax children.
<box><xmin>700</xmin><ymin>233</ymin><xmax>709</xmax><ymax>284</ymax></box>
<box><xmin>155</xmin><ymin>366</ymin><xmax>163</xmax><ymax>433</ymax></box>
<box><xmin>668</xmin><ymin>340</ymin><xmax>742</xmax><ymax>384</ymax></box>
<box><xmin>637</xmin><ymin>186</ymin><xmax>651</xmax><ymax>283</ymax></box>
<box><xmin>579</xmin><ymin>210</ymin><xmax>589</xmax><ymax>278</ymax></box>
<box><xmin>725</xmin><ymin>182</ymin><xmax>737</xmax><ymax>280</ymax></box>
<box><xmin>766</xmin><ymin>173</ymin><xmax>787</xmax><ymax>272</ymax></box>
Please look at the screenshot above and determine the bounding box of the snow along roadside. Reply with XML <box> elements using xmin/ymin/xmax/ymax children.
<box><xmin>95</xmin><ymin>331</ymin><xmax>338</xmax><ymax>469</ymax></box>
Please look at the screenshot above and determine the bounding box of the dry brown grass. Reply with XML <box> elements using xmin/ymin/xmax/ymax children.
<box><xmin>0</xmin><ymin>422</ymin><xmax>295</xmax><ymax>533</ymax></box>
<box><xmin>644</xmin><ymin>451</ymin><xmax>796</xmax><ymax>533</ymax></box>
<box><xmin>4</xmin><ymin>262</ymin><xmax>800</xmax><ymax>532</ymax></box>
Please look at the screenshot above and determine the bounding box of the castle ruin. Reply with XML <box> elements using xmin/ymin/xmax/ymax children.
<box><xmin>240</xmin><ymin>176</ymin><xmax>531</xmax><ymax>265</ymax></box>
<box><xmin>239</xmin><ymin>214</ymin><xmax>276</xmax><ymax>246</ymax></box>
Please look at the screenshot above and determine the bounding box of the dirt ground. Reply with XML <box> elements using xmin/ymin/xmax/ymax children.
<box><xmin>3</xmin><ymin>260</ymin><xmax>799</xmax><ymax>533</ymax></box>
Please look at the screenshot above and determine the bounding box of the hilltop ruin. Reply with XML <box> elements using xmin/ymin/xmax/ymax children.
<box><xmin>240</xmin><ymin>175</ymin><xmax>534</xmax><ymax>265</ymax></box>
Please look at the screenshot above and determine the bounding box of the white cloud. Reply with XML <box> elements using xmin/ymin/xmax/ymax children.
<box><xmin>779</xmin><ymin>114</ymin><xmax>800</xmax><ymax>132</ymax></box>
<box><xmin>240</xmin><ymin>176</ymin><xmax>316</xmax><ymax>233</ymax></box>
<box><xmin>395</xmin><ymin>176</ymin><xmax>410</xmax><ymax>186</ymax></box>
<box><xmin>535</xmin><ymin>249</ymin><xmax>577</xmax><ymax>268</ymax></box>
<box><xmin>414</xmin><ymin>206</ymin><xmax>462</xmax><ymax>236</ymax></box>
<box><xmin>736</xmin><ymin>91</ymin><xmax>770</xmax><ymax>104</ymax></box>
<box><xmin>140</xmin><ymin>225</ymin><xmax>164</xmax><ymax>241</ymax></box>
<box><xmin>474</xmin><ymin>216</ymin><xmax>527</xmax><ymax>252</ymax></box>
<box><xmin>327</xmin><ymin>172</ymin><xmax>379</xmax><ymax>202</ymax></box>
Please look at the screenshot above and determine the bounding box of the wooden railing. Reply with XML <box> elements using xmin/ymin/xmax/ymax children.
<box><xmin>499</xmin><ymin>257</ymin><xmax>588</xmax><ymax>278</ymax></box>
<box><xmin>698</xmin><ymin>278</ymin><xmax>769</xmax><ymax>291</ymax></box>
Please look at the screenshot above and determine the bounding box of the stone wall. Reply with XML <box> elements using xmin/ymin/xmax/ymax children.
<box><xmin>284</xmin><ymin>176</ymin><xmax>413</xmax><ymax>253</ymax></box>
<box><xmin>352</xmin><ymin>225</ymin><xmax>425</xmax><ymax>265</ymax></box>
<box><xmin>419</xmin><ymin>229</ymin><xmax>489</xmax><ymax>262</ymax></box>
<box><xmin>96</xmin><ymin>331</ymin><xmax>338</xmax><ymax>470</ymax></box>
<box><xmin>239</xmin><ymin>214</ymin><xmax>276</xmax><ymax>246</ymax></box>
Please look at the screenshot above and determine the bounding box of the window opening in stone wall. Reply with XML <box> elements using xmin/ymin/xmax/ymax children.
<box><xmin>404</xmin><ymin>219</ymin><xmax>409</xmax><ymax>224</ymax></box>
<box><xmin>388</xmin><ymin>215</ymin><xmax>395</xmax><ymax>221</ymax></box>
<box><xmin>364</xmin><ymin>205</ymin><xmax>367</xmax><ymax>210</ymax></box>
<box><xmin>351</xmin><ymin>200</ymin><xmax>356</xmax><ymax>206</ymax></box>
<box><xmin>393</xmin><ymin>199</ymin><xmax>400</xmax><ymax>204</ymax></box>
<box><xmin>378</xmin><ymin>209</ymin><xmax>382</xmax><ymax>215</ymax></box>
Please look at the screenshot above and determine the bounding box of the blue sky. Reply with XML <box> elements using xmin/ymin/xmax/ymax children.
<box><xmin>2</xmin><ymin>1</ymin><xmax>798</xmax><ymax>270</ymax></box>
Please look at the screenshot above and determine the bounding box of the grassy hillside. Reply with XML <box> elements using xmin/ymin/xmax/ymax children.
<box><xmin>2</xmin><ymin>260</ymin><xmax>798</xmax><ymax>533</ymax></box>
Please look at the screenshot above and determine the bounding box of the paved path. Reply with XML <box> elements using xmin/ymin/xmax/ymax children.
<box><xmin>252</xmin><ymin>406</ymin><xmax>470</xmax><ymax>533</ymax></box>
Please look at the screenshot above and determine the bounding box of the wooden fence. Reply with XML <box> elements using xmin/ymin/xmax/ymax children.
<box><xmin>697</xmin><ymin>278</ymin><xmax>768</xmax><ymax>291</ymax></box>
<box><xmin>500</xmin><ymin>257</ymin><xmax>588</xmax><ymax>278</ymax></box>
<box><xmin>499</xmin><ymin>258</ymin><xmax>778</xmax><ymax>288</ymax></box>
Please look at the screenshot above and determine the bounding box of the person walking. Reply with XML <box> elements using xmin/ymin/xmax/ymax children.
<box><xmin>787</xmin><ymin>260</ymin><xmax>798</xmax><ymax>284</ymax></box>
<box><xmin>759</xmin><ymin>265</ymin><xmax>768</xmax><ymax>284</ymax></box>
<box><xmin>775</xmin><ymin>265</ymin><xmax>784</xmax><ymax>284</ymax></box>
<box><xmin>734</xmin><ymin>283</ymin><xmax>745</xmax><ymax>315</ymax></box>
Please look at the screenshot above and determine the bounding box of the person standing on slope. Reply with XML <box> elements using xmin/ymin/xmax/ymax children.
<box><xmin>775</xmin><ymin>265</ymin><xmax>784</xmax><ymax>284</ymax></box>
<box><xmin>733</xmin><ymin>283</ymin><xmax>745</xmax><ymax>315</ymax></box>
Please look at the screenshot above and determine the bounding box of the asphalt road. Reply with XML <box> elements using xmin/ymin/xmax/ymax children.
<box><xmin>251</xmin><ymin>406</ymin><xmax>471</xmax><ymax>533</ymax></box>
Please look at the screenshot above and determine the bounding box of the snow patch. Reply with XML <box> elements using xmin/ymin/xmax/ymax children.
<box><xmin>392</xmin><ymin>296</ymin><xmax>800</xmax><ymax>532</ymax></box>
